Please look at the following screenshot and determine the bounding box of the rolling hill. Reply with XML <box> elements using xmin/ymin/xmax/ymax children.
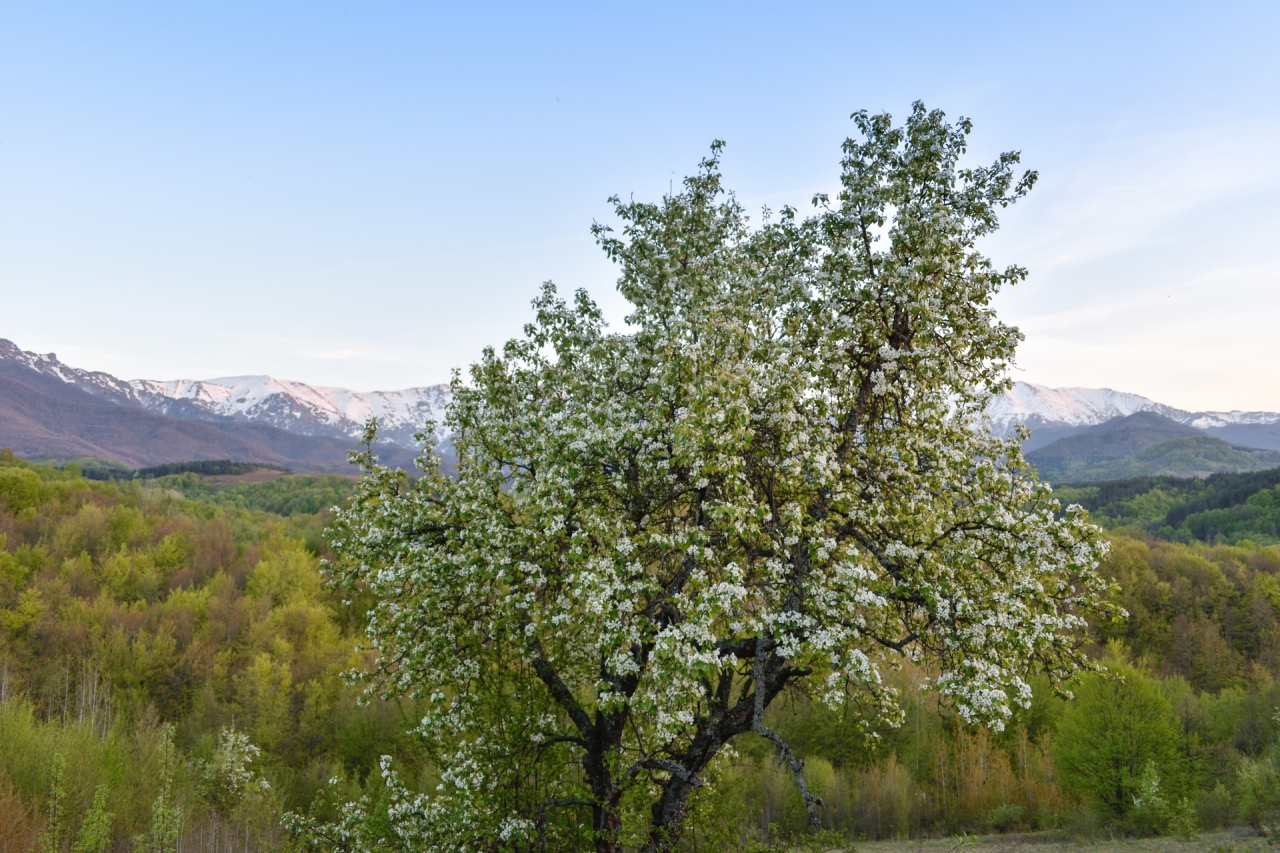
<box><xmin>1055</xmin><ymin>466</ymin><xmax>1280</xmax><ymax>545</ymax></box>
<box><xmin>1027</xmin><ymin>412</ymin><xmax>1280</xmax><ymax>482</ymax></box>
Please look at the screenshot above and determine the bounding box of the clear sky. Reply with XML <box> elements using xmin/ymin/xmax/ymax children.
<box><xmin>2</xmin><ymin>2</ymin><xmax>1278</xmax><ymax>411</ymax></box>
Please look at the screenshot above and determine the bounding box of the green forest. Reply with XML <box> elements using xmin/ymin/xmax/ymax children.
<box><xmin>1056</xmin><ymin>468</ymin><xmax>1280</xmax><ymax>545</ymax></box>
<box><xmin>1</xmin><ymin>450</ymin><xmax>1279</xmax><ymax>850</ymax></box>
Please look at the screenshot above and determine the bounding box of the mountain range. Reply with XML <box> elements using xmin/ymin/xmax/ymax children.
<box><xmin>0</xmin><ymin>340</ymin><xmax>449</xmax><ymax>448</ymax></box>
<box><xmin>3</xmin><ymin>338</ymin><xmax>1280</xmax><ymax>480</ymax></box>
<box><xmin>0</xmin><ymin>339</ymin><xmax>438</xmax><ymax>472</ymax></box>
<box><xmin>988</xmin><ymin>381</ymin><xmax>1280</xmax><ymax>452</ymax></box>
<box><xmin>1023</xmin><ymin>411</ymin><xmax>1280</xmax><ymax>482</ymax></box>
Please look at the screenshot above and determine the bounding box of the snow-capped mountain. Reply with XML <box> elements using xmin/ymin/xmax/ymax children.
<box><xmin>5</xmin><ymin>338</ymin><xmax>1279</xmax><ymax>455</ymax></box>
<box><xmin>987</xmin><ymin>383</ymin><xmax>1190</xmax><ymax>434</ymax></box>
<box><xmin>989</xmin><ymin>382</ymin><xmax>1280</xmax><ymax>433</ymax></box>
<box><xmin>0</xmin><ymin>339</ymin><xmax>449</xmax><ymax>450</ymax></box>
<box><xmin>0</xmin><ymin>338</ymin><xmax>142</xmax><ymax>404</ymax></box>
<box><xmin>1184</xmin><ymin>410</ymin><xmax>1280</xmax><ymax>429</ymax></box>
<box><xmin>129</xmin><ymin>376</ymin><xmax>450</xmax><ymax>447</ymax></box>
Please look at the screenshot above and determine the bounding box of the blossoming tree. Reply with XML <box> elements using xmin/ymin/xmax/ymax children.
<box><xmin>299</xmin><ymin>103</ymin><xmax>1111</xmax><ymax>853</ymax></box>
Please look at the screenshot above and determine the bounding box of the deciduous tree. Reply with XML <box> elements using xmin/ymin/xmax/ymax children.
<box><xmin>303</xmin><ymin>103</ymin><xmax>1112</xmax><ymax>853</ymax></box>
<box><xmin>1053</xmin><ymin>657</ymin><xmax>1183</xmax><ymax>822</ymax></box>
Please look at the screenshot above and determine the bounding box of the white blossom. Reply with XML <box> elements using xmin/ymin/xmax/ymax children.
<box><xmin>293</xmin><ymin>104</ymin><xmax>1113</xmax><ymax>853</ymax></box>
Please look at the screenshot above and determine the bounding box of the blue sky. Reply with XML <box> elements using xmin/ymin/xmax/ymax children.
<box><xmin>2</xmin><ymin>2</ymin><xmax>1278</xmax><ymax>410</ymax></box>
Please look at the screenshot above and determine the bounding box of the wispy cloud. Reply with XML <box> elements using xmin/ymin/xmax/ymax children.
<box><xmin>987</xmin><ymin>118</ymin><xmax>1280</xmax><ymax>409</ymax></box>
<box><xmin>994</xmin><ymin>120</ymin><xmax>1280</xmax><ymax>270</ymax></box>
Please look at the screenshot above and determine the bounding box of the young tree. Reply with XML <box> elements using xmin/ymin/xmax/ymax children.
<box><xmin>38</xmin><ymin>753</ymin><xmax>65</xmax><ymax>853</ymax></box>
<box><xmin>71</xmin><ymin>787</ymin><xmax>113</xmax><ymax>853</ymax></box>
<box><xmin>135</xmin><ymin>725</ymin><xmax>182</xmax><ymax>853</ymax></box>
<box><xmin>307</xmin><ymin>103</ymin><xmax>1111</xmax><ymax>853</ymax></box>
<box><xmin>200</xmin><ymin>726</ymin><xmax>269</xmax><ymax>818</ymax></box>
<box><xmin>1052</xmin><ymin>657</ymin><xmax>1183</xmax><ymax>823</ymax></box>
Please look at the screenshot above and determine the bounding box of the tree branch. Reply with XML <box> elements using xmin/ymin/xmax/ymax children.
<box><xmin>528</xmin><ymin>635</ymin><xmax>595</xmax><ymax>741</ymax></box>
<box><xmin>867</xmin><ymin>631</ymin><xmax>919</xmax><ymax>653</ymax></box>
<box><xmin>751</xmin><ymin>638</ymin><xmax>822</xmax><ymax>829</ymax></box>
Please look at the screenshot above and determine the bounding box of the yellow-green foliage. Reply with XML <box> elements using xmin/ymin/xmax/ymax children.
<box><xmin>6</xmin><ymin>447</ymin><xmax>1280</xmax><ymax>847</ymax></box>
<box><xmin>1097</xmin><ymin>534</ymin><xmax>1280</xmax><ymax>692</ymax></box>
<box><xmin>0</xmin><ymin>467</ymin><xmax>43</xmax><ymax>514</ymax></box>
<box><xmin>1052</xmin><ymin>654</ymin><xmax>1183</xmax><ymax>818</ymax></box>
<box><xmin>0</xmin><ymin>453</ymin><xmax>418</xmax><ymax>849</ymax></box>
<box><xmin>673</xmin><ymin>531</ymin><xmax>1280</xmax><ymax>843</ymax></box>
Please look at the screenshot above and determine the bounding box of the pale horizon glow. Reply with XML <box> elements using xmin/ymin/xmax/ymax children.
<box><xmin>2</xmin><ymin>2</ymin><xmax>1278</xmax><ymax>410</ymax></box>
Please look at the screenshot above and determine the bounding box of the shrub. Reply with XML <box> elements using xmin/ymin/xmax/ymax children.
<box><xmin>1237</xmin><ymin>748</ymin><xmax>1280</xmax><ymax>835</ymax></box>
<box><xmin>0</xmin><ymin>468</ymin><xmax>42</xmax><ymax>514</ymax></box>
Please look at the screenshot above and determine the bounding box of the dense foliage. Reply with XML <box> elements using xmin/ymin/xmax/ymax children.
<box><xmin>1051</xmin><ymin>656</ymin><xmax>1185</xmax><ymax>818</ymax></box>
<box><xmin>150</xmin><ymin>472</ymin><xmax>356</xmax><ymax>518</ymax></box>
<box><xmin>0</xmin><ymin>449</ymin><xmax>416</xmax><ymax>851</ymax></box>
<box><xmin>135</xmin><ymin>461</ymin><xmax>288</xmax><ymax>479</ymax></box>
<box><xmin>1058</xmin><ymin>467</ymin><xmax>1280</xmax><ymax>545</ymax></box>
<box><xmin>54</xmin><ymin>458</ymin><xmax>295</xmax><ymax>483</ymax></box>
<box><xmin>296</xmin><ymin>105</ymin><xmax>1113</xmax><ymax>853</ymax></box>
<box><xmin>716</xmin><ymin>532</ymin><xmax>1280</xmax><ymax>843</ymax></box>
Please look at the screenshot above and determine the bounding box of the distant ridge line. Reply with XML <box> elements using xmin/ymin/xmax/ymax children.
<box><xmin>5</xmin><ymin>336</ymin><xmax>1280</xmax><ymax>463</ymax></box>
<box><xmin>988</xmin><ymin>381</ymin><xmax>1280</xmax><ymax>434</ymax></box>
<box><xmin>0</xmin><ymin>338</ymin><xmax>449</xmax><ymax>451</ymax></box>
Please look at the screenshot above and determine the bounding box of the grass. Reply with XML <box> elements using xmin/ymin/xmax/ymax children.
<box><xmin>853</xmin><ymin>829</ymin><xmax>1274</xmax><ymax>853</ymax></box>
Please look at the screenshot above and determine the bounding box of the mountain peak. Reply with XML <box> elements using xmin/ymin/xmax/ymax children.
<box><xmin>0</xmin><ymin>338</ymin><xmax>450</xmax><ymax>449</ymax></box>
<box><xmin>987</xmin><ymin>381</ymin><xmax>1190</xmax><ymax>430</ymax></box>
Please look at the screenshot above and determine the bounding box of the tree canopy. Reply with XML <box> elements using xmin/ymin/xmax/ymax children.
<box><xmin>308</xmin><ymin>103</ymin><xmax>1112</xmax><ymax>853</ymax></box>
<box><xmin>1052</xmin><ymin>655</ymin><xmax>1183</xmax><ymax>818</ymax></box>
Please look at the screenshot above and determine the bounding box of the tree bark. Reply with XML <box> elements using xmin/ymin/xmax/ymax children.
<box><xmin>642</xmin><ymin>645</ymin><xmax>801</xmax><ymax>852</ymax></box>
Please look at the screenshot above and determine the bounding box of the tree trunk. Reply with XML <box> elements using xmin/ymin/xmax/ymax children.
<box><xmin>645</xmin><ymin>768</ymin><xmax>705</xmax><ymax>853</ymax></box>
<box><xmin>592</xmin><ymin>803</ymin><xmax>623</xmax><ymax>853</ymax></box>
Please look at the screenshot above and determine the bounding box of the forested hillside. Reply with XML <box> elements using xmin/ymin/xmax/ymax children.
<box><xmin>1</xmin><ymin>451</ymin><xmax>1279</xmax><ymax>849</ymax></box>
<box><xmin>1057</xmin><ymin>467</ymin><xmax>1280</xmax><ymax>545</ymax></box>
<box><xmin>0</xmin><ymin>451</ymin><xmax>417</xmax><ymax>851</ymax></box>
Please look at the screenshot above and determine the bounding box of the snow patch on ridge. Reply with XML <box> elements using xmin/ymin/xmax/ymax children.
<box><xmin>988</xmin><ymin>382</ymin><xmax>1190</xmax><ymax>429</ymax></box>
<box><xmin>1185</xmin><ymin>411</ymin><xmax>1280</xmax><ymax>428</ymax></box>
<box><xmin>6</xmin><ymin>338</ymin><xmax>1279</xmax><ymax>451</ymax></box>
<box><xmin>988</xmin><ymin>382</ymin><xmax>1280</xmax><ymax>430</ymax></box>
<box><xmin>0</xmin><ymin>339</ymin><xmax>450</xmax><ymax>450</ymax></box>
<box><xmin>128</xmin><ymin>375</ymin><xmax>452</xmax><ymax>446</ymax></box>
